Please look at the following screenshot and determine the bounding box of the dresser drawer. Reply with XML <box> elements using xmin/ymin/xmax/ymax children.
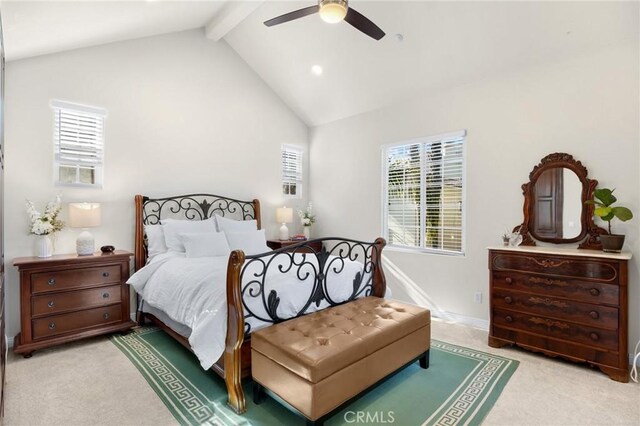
<box><xmin>492</xmin><ymin>289</ymin><xmax>618</xmax><ymax>330</ymax></box>
<box><xmin>491</xmin><ymin>253</ymin><xmax>618</xmax><ymax>282</ymax></box>
<box><xmin>492</xmin><ymin>309</ymin><xmax>618</xmax><ymax>351</ymax></box>
<box><xmin>31</xmin><ymin>285</ymin><xmax>122</xmax><ymax>317</ymax></box>
<box><xmin>492</xmin><ymin>271</ymin><xmax>619</xmax><ymax>305</ymax></box>
<box><xmin>31</xmin><ymin>265</ymin><xmax>121</xmax><ymax>294</ymax></box>
<box><xmin>32</xmin><ymin>304</ymin><xmax>122</xmax><ymax>340</ymax></box>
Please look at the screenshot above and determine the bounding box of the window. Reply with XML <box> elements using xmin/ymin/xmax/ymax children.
<box><xmin>52</xmin><ymin>100</ymin><xmax>106</xmax><ymax>187</ymax></box>
<box><xmin>282</xmin><ymin>144</ymin><xmax>303</xmax><ymax>198</ymax></box>
<box><xmin>383</xmin><ymin>131</ymin><xmax>466</xmax><ymax>255</ymax></box>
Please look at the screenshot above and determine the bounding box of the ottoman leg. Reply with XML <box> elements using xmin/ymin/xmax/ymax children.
<box><xmin>253</xmin><ymin>382</ymin><xmax>265</xmax><ymax>405</ymax></box>
<box><xmin>419</xmin><ymin>350</ymin><xmax>430</xmax><ymax>369</ymax></box>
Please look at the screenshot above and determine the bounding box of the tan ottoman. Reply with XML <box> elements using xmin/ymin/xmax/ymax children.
<box><xmin>251</xmin><ymin>297</ymin><xmax>431</xmax><ymax>425</ymax></box>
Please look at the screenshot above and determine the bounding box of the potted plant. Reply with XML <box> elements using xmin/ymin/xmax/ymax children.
<box><xmin>586</xmin><ymin>188</ymin><xmax>633</xmax><ymax>253</ymax></box>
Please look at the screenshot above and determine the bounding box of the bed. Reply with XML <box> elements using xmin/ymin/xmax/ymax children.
<box><xmin>131</xmin><ymin>193</ymin><xmax>387</xmax><ymax>414</ymax></box>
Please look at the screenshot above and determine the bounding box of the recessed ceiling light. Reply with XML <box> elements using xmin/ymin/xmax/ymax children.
<box><xmin>311</xmin><ymin>65</ymin><xmax>323</xmax><ymax>76</ymax></box>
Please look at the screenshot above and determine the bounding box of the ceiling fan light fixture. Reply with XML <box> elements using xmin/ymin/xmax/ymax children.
<box><xmin>319</xmin><ymin>0</ymin><xmax>348</xmax><ymax>24</ymax></box>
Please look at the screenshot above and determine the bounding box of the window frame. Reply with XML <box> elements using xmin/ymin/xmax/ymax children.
<box><xmin>381</xmin><ymin>130</ymin><xmax>467</xmax><ymax>256</ymax></box>
<box><xmin>52</xmin><ymin>100</ymin><xmax>106</xmax><ymax>188</ymax></box>
<box><xmin>281</xmin><ymin>143</ymin><xmax>304</xmax><ymax>199</ymax></box>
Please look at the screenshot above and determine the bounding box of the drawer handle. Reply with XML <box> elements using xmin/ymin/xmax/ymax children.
<box><xmin>102</xmin><ymin>272</ymin><xmax>110</xmax><ymax>278</ymax></box>
<box><xmin>505</xmin><ymin>277</ymin><xmax>513</xmax><ymax>285</ymax></box>
<box><xmin>103</xmin><ymin>313</ymin><xmax>110</xmax><ymax>320</ymax></box>
<box><xmin>504</xmin><ymin>296</ymin><xmax>513</xmax><ymax>304</ymax></box>
<box><xmin>590</xmin><ymin>332</ymin><xmax>600</xmax><ymax>341</ymax></box>
<box><xmin>528</xmin><ymin>316</ymin><xmax>570</xmax><ymax>330</ymax></box>
<box><xmin>102</xmin><ymin>292</ymin><xmax>110</xmax><ymax>299</ymax></box>
<box><xmin>47</xmin><ymin>301</ymin><xmax>55</xmax><ymax>308</ymax></box>
<box><xmin>48</xmin><ymin>322</ymin><xmax>56</xmax><ymax>330</ymax></box>
<box><xmin>528</xmin><ymin>296</ymin><xmax>568</xmax><ymax>309</ymax></box>
<box><xmin>589</xmin><ymin>311</ymin><xmax>600</xmax><ymax>320</ymax></box>
<box><xmin>589</xmin><ymin>288</ymin><xmax>600</xmax><ymax>297</ymax></box>
<box><xmin>505</xmin><ymin>315</ymin><xmax>513</xmax><ymax>323</ymax></box>
<box><xmin>529</xmin><ymin>277</ymin><xmax>569</xmax><ymax>288</ymax></box>
<box><xmin>532</xmin><ymin>258</ymin><xmax>571</xmax><ymax>268</ymax></box>
<box><xmin>48</xmin><ymin>278</ymin><xmax>56</xmax><ymax>286</ymax></box>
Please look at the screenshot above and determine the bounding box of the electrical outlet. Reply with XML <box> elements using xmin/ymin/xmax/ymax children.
<box><xmin>474</xmin><ymin>292</ymin><xmax>482</xmax><ymax>304</ymax></box>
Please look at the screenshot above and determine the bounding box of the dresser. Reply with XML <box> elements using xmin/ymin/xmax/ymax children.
<box><xmin>13</xmin><ymin>251</ymin><xmax>135</xmax><ymax>357</ymax></box>
<box><xmin>267</xmin><ymin>239</ymin><xmax>323</xmax><ymax>253</ymax></box>
<box><xmin>488</xmin><ymin>246</ymin><xmax>631</xmax><ymax>382</ymax></box>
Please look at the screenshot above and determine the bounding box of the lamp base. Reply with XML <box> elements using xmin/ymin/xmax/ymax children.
<box><xmin>76</xmin><ymin>229</ymin><xmax>95</xmax><ymax>256</ymax></box>
<box><xmin>279</xmin><ymin>223</ymin><xmax>290</xmax><ymax>241</ymax></box>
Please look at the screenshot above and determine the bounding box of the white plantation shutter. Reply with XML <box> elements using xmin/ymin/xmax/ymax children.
<box><xmin>282</xmin><ymin>144</ymin><xmax>303</xmax><ymax>198</ymax></box>
<box><xmin>52</xmin><ymin>100</ymin><xmax>106</xmax><ymax>187</ymax></box>
<box><xmin>383</xmin><ymin>131</ymin><xmax>466</xmax><ymax>254</ymax></box>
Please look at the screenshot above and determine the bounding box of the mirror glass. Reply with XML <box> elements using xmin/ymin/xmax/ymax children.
<box><xmin>531</xmin><ymin>167</ymin><xmax>582</xmax><ymax>240</ymax></box>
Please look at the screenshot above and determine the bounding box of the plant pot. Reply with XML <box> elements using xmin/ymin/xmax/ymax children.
<box><xmin>600</xmin><ymin>234</ymin><xmax>625</xmax><ymax>253</ymax></box>
<box><xmin>36</xmin><ymin>234</ymin><xmax>53</xmax><ymax>258</ymax></box>
<box><xmin>303</xmin><ymin>226</ymin><xmax>311</xmax><ymax>240</ymax></box>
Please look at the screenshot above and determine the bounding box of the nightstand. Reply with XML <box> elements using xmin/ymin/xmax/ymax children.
<box><xmin>13</xmin><ymin>250</ymin><xmax>135</xmax><ymax>358</ymax></box>
<box><xmin>267</xmin><ymin>239</ymin><xmax>323</xmax><ymax>253</ymax></box>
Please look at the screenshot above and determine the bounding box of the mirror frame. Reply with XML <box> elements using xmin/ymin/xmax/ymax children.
<box><xmin>514</xmin><ymin>152</ymin><xmax>606</xmax><ymax>249</ymax></box>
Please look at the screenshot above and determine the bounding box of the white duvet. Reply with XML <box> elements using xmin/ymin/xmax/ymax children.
<box><xmin>127</xmin><ymin>251</ymin><xmax>372</xmax><ymax>369</ymax></box>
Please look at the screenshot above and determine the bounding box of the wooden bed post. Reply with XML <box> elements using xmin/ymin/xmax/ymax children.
<box><xmin>134</xmin><ymin>195</ymin><xmax>146</xmax><ymax>325</ymax></box>
<box><xmin>253</xmin><ymin>199</ymin><xmax>261</xmax><ymax>230</ymax></box>
<box><xmin>224</xmin><ymin>249</ymin><xmax>247</xmax><ymax>414</ymax></box>
<box><xmin>371</xmin><ymin>237</ymin><xmax>387</xmax><ymax>298</ymax></box>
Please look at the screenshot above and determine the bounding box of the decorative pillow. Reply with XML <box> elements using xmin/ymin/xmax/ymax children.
<box><xmin>161</xmin><ymin>218</ymin><xmax>217</xmax><ymax>252</ymax></box>
<box><xmin>179</xmin><ymin>232</ymin><xmax>231</xmax><ymax>258</ymax></box>
<box><xmin>145</xmin><ymin>224</ymin><xmax>168</xmax><ymax>260</ymax></box>
<box><xmin>215</xmin><ymin>215</ymin><xmax>258</xmax><ymax>233</ymax></box>
<box><xmin>224</xmin><ymin>229</ymin><xmax>270</xmax><ymax>256</ymax></box>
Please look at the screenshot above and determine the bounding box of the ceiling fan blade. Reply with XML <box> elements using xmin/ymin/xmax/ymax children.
<box><xmin>344</xmin><ymin>7</ymin><xmax>385</xmax><ymax>40</ymax></box>
<box><xmin>264</xmin><ymin>5</ymin><xmax>320</xmax><ymax>27</ymax></box>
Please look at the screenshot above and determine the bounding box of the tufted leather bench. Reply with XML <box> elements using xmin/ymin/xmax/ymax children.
<box><xmin>251</xmin><ymin>296</ymin><xmax>431</xmax><ymax>425</ymax></box>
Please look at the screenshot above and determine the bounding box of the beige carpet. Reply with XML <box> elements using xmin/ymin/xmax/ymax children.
<box><xmin>4</xmin><ymin>319</ymin><xmax>639</xmax><ymax>426</ymax></box>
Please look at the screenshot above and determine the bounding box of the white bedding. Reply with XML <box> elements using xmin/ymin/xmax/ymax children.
<box><xmin>127</xmin><ymin>251</ymin><xmax>373</xmax><ymax>369</ymax></box>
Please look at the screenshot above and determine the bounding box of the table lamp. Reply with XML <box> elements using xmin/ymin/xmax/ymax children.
<box><xmin>276</xmin><ymin>206</ymin><xmax>293</xmax><ymax>241</ymax></box>
<box><xmin>68</xmin><ymin>203</ymin><xmax>101</xmax><ymax>255</ymax></box>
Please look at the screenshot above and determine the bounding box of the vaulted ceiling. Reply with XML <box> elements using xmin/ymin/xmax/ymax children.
<box><xmin>2</xmin><ymin>1</ymin><xmax>638</xmax><ymax>127</ymax></box>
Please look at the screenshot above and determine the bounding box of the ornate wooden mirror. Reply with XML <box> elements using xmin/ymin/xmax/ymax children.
<box><xmin>514</xmin><ymin>153</ymin><xmax>607</xmax><ymax>249</ymax></box>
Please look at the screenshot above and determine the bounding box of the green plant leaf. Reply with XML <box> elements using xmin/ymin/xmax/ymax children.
<box><xmin>594</xmin><ymin>206</ymin><xmax>612</xmax><ymax>218</ymax></box>
<box><xmin>594</xmin><ymin>188</ymin><xmax>616</xmax><ymax>207</ymax></box>
<box><xmin>601</xmin><ymin>211</ymin><xmax>615</xmax><ymax>221</ymax></box>
<box><xmin>612</xmin><ymin>207</ymin><xmax>633</xmax><ymax>222</ymax></box>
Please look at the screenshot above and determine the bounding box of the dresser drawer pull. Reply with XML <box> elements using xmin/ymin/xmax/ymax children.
<box><xmin>589</xmin><ymin>332</ymin><xmax>600</xmax><ymax>341</ymax></box>
<box><xmin>48</xmin><ymin>322</ymin><xmax>56</xmax><ymax>330</ymax></box>
<box><xmin>103</xmin><ymin>313</ymin><xmax>110</xmax><ymax>320</ymax></box>
<box><xmin>528</xmin><ymin>277</ymin><xmax>569</xmax><ymax>288</ymax></box>
<box><xmin>102</xmin><ymin>292</ymin><xmax>110</xmax><ymax>299</ymax></box>
<box><xmin>589</xmin><ymin>288</ymin><xmax>600</xmax><ymax>296</ymax></box>
<box><xmin>504</xmin><ymin>296</ymin><xmax>513</xmax><ymax>304</ymax></box>
<box><xmin>505</xmin><ymin>315</ymin><xmax>513</xmax><ymax>323</ymax></box>
<box><xmin>47</xmin><ymin>301</ymin><xmax>55</xmax><ymax>308</ymax></box>
<box><xmin>48</xmin><ymin>278</ymin><xmax>56</xmax><ymax>286</ymax></box>
<box><xmin>589</xmin><ymin>311</ymin><xmax>600</xmax><ymax>320</ymax></box>
<box><xmin>528</xmin><ymin>296</ymin><xmax>568</xmax><ymax>309</ymax></box>
<box><xmin>102</xmin><ymin>272</ymin><xmax>110</xmax><ymax>278</ymax></box>
<box><xmin>528</xmin><ymin>316</ymin><xmax>570</xmax><ymax>330</ymax></box>
<box><xmin>505</xmin><ymin>277</ymin><xmax>513</xmax><ymax>284</ymax></box>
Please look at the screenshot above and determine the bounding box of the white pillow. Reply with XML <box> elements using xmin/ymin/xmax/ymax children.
<box><xmin>145</xmin><ymin>224</ymin><xmax>168</xmax><ymax>260</ymax></box>
<box><xmin>225</xmin><ymin>229</ymin><xmax>270</xmax><ymax>255</ymax></box>
<box><xmin>215</xmin><ymin>215</ymin><xmax>257</xmax><ymax>233</ymax></box>
<box><xmin>180</xmin><ymin>232</ymin><xmax>231</xmax><ymax>258</ymax></box>
<box><xmin>161</xmin><ymin>218</ymin><xmax>217</xmax><ymax>252</ymax></box>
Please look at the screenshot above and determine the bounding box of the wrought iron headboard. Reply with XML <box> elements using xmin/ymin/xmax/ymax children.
<box><xmin>134</xmin><ymin>193</ymin><xmax>261</xmax><ymax>271</ymax></box>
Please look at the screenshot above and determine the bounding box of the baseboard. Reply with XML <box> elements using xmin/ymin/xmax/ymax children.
<box><xmin>434</xmin><ymin>311</ymin><xmax>489</xmax><ymax>331</ymax></box>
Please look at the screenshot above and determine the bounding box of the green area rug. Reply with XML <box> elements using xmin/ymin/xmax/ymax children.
<box><xmin>111</xmin><ymin>327</ymin><xmax>518</xmax><ymax>426</ymax></box>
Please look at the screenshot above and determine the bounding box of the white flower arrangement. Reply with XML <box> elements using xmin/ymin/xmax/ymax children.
<box><xmin>26</xmin><ymin>195</ymin><xmax>64</xmax><ymax>235</ymax></box>
<box><xmin>298</xmin><ymin>202</ymin><xmax>316</xmax><ymax>227</ymax></box>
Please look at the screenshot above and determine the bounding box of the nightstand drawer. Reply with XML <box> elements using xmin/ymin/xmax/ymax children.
<box><xmin>32</xmin><ymin>304</ymin><xmax>122</xmax><ymax>340</ymax></box>
<box><xmin>31</xmin><ymin>265</ymin><xmax>121</xmax><ymax>294</ymax></box>
<box><xmin>31</xmin><ymin>285</ymin><xmax>122</xmax><ymax>317</ymax></box>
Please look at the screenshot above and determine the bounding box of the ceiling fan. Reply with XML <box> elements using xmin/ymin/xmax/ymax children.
<box><xmin>263</xmin><ymin>0</ymin><xmax>385</xmax><ymax>41</ymax></box>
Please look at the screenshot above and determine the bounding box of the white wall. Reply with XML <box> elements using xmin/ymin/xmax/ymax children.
<box><xmin>4</xmin><ymin>29</ymin><xmax>309</xmax><ymax>338</ymax></box>
<box><xmin>309</xmin><ymin>42</ymin><xmax>640</xmax><ymax>348</ymax></box>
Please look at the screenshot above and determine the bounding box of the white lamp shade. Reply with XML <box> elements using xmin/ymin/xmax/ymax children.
<box><xmin>276</xmin><ymin>207</ymin><xmax>293</xmax><ymax>224</ymax></box>
<box><xmin>68</xmin><ymin>203</ymin><xmax>101</xmax><ymax>228</ymax></box>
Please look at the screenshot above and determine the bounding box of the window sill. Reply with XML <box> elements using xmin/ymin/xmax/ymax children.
<box><xmin>385</xmin><ymin>244</ymin><xmax>465</xmax><ymax>257</ymax></box>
